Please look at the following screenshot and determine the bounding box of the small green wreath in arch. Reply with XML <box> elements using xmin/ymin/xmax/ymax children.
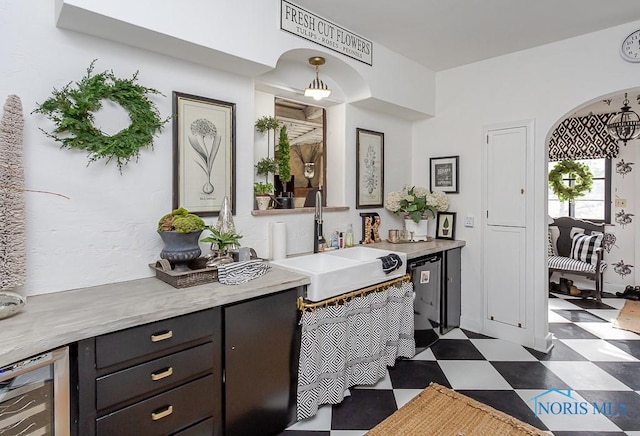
<box><xmin>548</xmin><ymin>160</ymin><xmax>593</xmax><ymax>203</ymax></box>
<box><xmin>33</xmin><ymin>60</ymin><xmax>170</xmax><ymax>172</ymax></box>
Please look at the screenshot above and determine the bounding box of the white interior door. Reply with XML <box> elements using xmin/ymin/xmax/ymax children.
<box><xmin>483</xmin><ymin>121</ymin><xmax>533</xmax><ymax>341</ymax></box>
<box><xmin>485</xmin><ymin>225</ymin><xmax>526</xmax><ymax>328</ymax></box>
<box><xmin>486</xmin><ymin>127</ymin><xmax>527</xmax><ymax>227</ymax></box>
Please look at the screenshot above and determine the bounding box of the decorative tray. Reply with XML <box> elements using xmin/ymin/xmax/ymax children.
<box><xmin>386</xmin><ymin>237</ymin><xmax>433</xmax><ymax>244</ymax></box>
<box><xmin>150</xmin><ymin>259</ymin><xmax>218</xmax><ymax>289</ymax></box>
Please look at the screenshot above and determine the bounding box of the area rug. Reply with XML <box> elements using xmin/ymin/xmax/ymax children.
<box><xmin>613</xmin><ymin>300</ymin><xmax>640</xmax><ymax>335</ymax></box>
<box><xmin>367</xmin><ymin>383</ymin><xmax>546</xmax><ymax>436</ymax></box>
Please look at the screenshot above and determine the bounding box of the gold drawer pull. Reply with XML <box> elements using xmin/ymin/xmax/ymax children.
<box><xmin>151</xmin><ymin>367</ymin><xmax>173</xmax><ymax>381</ymax></box>
<box><xmin>150</xmin><ymin>330</ymin><xmax>173</xmax><ymax>342</ymax></box>
<box><xmin>151</xmin><ymin>405</ymin><xmax>173</xmax><ymax>421</ymax></box>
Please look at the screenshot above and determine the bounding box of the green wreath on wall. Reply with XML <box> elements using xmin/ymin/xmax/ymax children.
<box><xmin>548</xmin><ymin>160</ymin><xmax>593</xmax><ymax>202</ymax></box>
<box><xmin>33</xmin><ymin>60</ymin><xmax>169</xmax><ymax>172</ymax></box>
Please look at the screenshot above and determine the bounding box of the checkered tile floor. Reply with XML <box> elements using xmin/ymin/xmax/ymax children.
<box><xmin>280</xmin><ymin>293</ymin><xmax>640</xmax><ymax>435</ymax></box>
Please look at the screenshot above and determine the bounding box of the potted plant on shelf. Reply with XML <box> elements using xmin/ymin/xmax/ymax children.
<box><xmin>254</xmin><ymin>182</ymin><xmax>274</xmax><ymax>210</ymax></box>
<box><xmin>157</xmin><ymin>207</ymin><xmax>206</xmax><ymax>271</ymax></box>
<box><xmin>255</xmin><ymin>116</ymin><xmax>280</xmax><ymax>183</ymax></box>
<box><xmin>200</xmin><ymin>226</ymin><xmax>243</xmax><ymax>267</ymax></box>
<box><xmin>274</xmin><ymin>125</ymin><xmax>294</xmax><ymax>208</ymax></box>
<box><xmin>255</xmin><ymin>157</ymin><xmax>278</xmax><ymax>184</ymax></box>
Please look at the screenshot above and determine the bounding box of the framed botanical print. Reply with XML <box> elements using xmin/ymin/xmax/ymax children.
<box><xmin>430</xmin><ymin>156</ymin><xmax>459</xmax><ymax>193</ymax></box>
<box><xmin>356</xmin><ymin>128</ymin><xmax>384</xmax><ymax>208</ymax></box>
<box><xmin>173</xmin><ymin>92</ymin><xmax>236</xmax><ymax>215</ymax></box>
<box><xmin>436</xmin><ymin>212</ymin><xmax>456</xmax><ymax>240</ymax></box>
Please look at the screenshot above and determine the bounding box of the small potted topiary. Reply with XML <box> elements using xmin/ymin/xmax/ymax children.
<box><xmin>255</xmin><ymin>116</ymin><xmax>280</xmax><ymax>184</ymax></box>
<box><xmin>254</xmin><ymin>182</ymin><xmax>274</xmax><ymax>210</ymax></box>
<box><xmin>157</xmin><ymin>208</ymin><xmax>206</xmax><ymax>271</ymax></box>
<box><xmin>274</xmin><ymin>125</ymin><xmax>294</xmax><ymax>208</ymax></box>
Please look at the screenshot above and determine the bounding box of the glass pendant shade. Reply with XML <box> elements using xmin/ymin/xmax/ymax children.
<box><xmin>606</xmin><ymin>94</ymin><xmax>640</xmax><ymax>144</ymax></box>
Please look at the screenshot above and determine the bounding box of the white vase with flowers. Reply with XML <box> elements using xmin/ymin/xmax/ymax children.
<box><xmin>385</xmin><ymin>185</ymin><xmax>449</xmax><ymax>241</ymax></box>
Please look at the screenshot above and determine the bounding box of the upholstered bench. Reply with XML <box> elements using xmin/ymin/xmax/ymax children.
<box><xmin>548</xmin><ymin>216</ymin><xmax>606</xmax><ymax>301</ymax></box>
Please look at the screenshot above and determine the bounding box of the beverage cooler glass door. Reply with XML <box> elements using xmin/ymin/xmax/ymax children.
<box><xmin>0</xmin><ymin>347</ymin><xmax>70</xmax><ymax>435</ymax></box>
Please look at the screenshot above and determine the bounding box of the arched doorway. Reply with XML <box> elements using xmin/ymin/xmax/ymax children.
<box><xmin>545</xmin><ymin>90</ymin><xmax>640</xmax><ymax>328</ymax></box>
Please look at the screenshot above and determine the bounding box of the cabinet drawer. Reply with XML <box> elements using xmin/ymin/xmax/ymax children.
<box><xmin>96</xmin><ymin>308</ymin><xmax>219</xmax><ymax>369</ymax></box>
<box><xmin>97</xmin><ymin>342</ymin><xmax>216</xmax><ymax>411</ymax></box>
<box><xmin>173</xmin><ymin>417</ymin><xmax>215</xmax><ymax>436</ymax></box>
<box><xmin>96</xmin><ymin>375</ymin><xmax>215</xmax><ymax>436</ymax></box>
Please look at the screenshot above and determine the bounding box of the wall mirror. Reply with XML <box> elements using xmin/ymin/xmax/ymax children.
<box><xmin>275</xmin><ymin>98</ymin><xmax>326</xmax><ymax>206</ymax></box>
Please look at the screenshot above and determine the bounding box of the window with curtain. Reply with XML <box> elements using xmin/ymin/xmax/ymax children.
<box><xmin>548</xmin><ymin>158</ymin><xmax>611</xmax><ymax>223</ymax></box>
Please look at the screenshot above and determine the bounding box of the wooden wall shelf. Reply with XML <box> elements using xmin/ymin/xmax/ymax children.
<box><xmin>251</xmin><ymin>206</ymin><xmax>349</xmax><ymax>216</ymax></box>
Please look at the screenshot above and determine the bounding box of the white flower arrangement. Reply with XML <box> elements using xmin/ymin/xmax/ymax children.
<box><xmin>385</xmin><ymin>185</ymin><xmax>449</xmax><ymax>223</ymax></box>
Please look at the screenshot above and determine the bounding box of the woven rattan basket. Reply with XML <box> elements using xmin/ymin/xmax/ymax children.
<box><xmin>150</xmin><ymin>259</ymin><xmax>218</xmax><ymax>288</ymax></box>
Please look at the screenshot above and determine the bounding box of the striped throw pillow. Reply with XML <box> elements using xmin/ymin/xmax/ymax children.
<box><xmin>570</xmin><ymin>233</ymin><xmax>603</xmax><ymax>265</ymax></box>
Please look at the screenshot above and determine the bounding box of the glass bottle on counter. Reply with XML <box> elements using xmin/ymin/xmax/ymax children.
<box><xmin>345</xmin><ymin>224</ymin><xmax>354</xmax><ymax>248</ymax></box>
<box><xmin>331</xmin><ymin>231</ymin><xmax>339</xmax><ymax>249</ymax></box>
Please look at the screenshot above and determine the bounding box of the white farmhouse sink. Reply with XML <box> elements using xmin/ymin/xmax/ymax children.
<box><xmin>271</xmin><ymin>247</ymin><xmax>407</xmax><ymax>302</ymax></box>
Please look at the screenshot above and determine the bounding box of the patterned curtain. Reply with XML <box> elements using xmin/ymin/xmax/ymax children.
<box><xmin>296</xmin><ymin>281</ymin><xmax>415</xmax><ymax>420</ymax></box>
<box><xmin>549</xmin><ymin>113</ymin><xmax>619</xmax><ymax>161</ymax></box>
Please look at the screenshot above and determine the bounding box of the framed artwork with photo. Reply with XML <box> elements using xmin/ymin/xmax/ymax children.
<box><xmin>356</xmin><ymin>128</ymin><xmax>384</xmax><ymax>208</ymax></box>
<box><xmin>430</xmin><ymin>156</ymin><xmax>459</xmax><ymax>193</ymax></box>
<box><xmin>436</xmin><ymin>212</ymin><xmax>456</xmax><ymax>240</ymax></box>
<box><xmin>173</xmin><ymin>92</ymin><xmax>236</xmax><ymax>216</ymax></box>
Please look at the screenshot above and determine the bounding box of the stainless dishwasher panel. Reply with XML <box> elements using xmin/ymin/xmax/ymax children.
<box><xmin>0</xmin><ymin>347</ymin><xmax>70</xmax><ymax>435</ymax></box>
<box><xmin>410</xmin><ymin>254</ymin><xmax>442</xmax><ymax>348</ymax></box>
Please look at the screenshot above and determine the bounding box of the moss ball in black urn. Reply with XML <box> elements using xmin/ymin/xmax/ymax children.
<box><xmin>157</xmin><ymin>208</ymin><xmax>206</xmax><ymax>271</ymax></box>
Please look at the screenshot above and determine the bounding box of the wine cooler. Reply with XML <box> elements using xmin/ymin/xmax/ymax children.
<box><xmin>0</xmin><ymin>347</ymin><xmax>70</xmax><ymax>435</ymax></box>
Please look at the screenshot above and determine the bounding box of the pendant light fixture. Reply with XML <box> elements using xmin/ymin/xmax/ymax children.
<box><xmin>304</xmin><ymin>56</ymin><xmax>331</xmax><ymax>101</ymax></box>
<box><xmin>606</xmin><ymin>93</ymin><xmax>640</xmax><ymax>145</ymax></box>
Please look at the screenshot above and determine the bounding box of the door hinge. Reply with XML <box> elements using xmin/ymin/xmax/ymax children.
<box><xmin>486</xmin><ymin>210</ymin><xmax>488</xmax><ymax>218</ymax></box>
<box><xmin>486</xmin><ymin>135</ymin><xmax>489</xmax><ymax>144</ymax></box>
<box><xmin>490</xmin><ymin>315</ymin><xmax>494</xmax><ymax>321</ymax></box>
<box><xmin>518</xmin><ymin>323</ymin><xmax>522</xmax><ymax>328</ymax></box>
<box><xmin>521</xmin><ymin>188</ymin><xmax>524</xmax><ymax>194</ymax></box>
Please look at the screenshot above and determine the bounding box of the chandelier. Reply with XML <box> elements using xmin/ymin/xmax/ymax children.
<box><xmin>304</xmin><ymin>57</ymin><xmax>331</xmax><ymax>101</ymax></box>
<box><xmin>606</xmin><ymin>93</ymin><xmax>640</xmax><ymax>145</ymax></box>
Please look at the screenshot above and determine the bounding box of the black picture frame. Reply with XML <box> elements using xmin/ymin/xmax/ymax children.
<box><xmin>436</xmin><ymin>212</ymin><xmax>456</xmax><ymax>240</ymax></box>
<box><xmin>430</xmin><ymin>156</ymin><xmax>459</xmax><ymax>194</ymax></box>
<box><xmin>356</xmin><ymin>128</ymin><xmax>384</xmax><ymax>209</ymax></box>
<box><xmin>173</xmin><ymin>92</ymin><xmax>236</xmax><ymax>216</ymax></box>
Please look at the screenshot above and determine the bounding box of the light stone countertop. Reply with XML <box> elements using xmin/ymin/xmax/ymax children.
<box><xmin>367</xmin><ymin>239</ymin><xmax>466</xmax><ymax>259</ymax></box>
<box><xmin>0</xmin><ymin>268</ymin><xmax>310</xmax><ymax>368</ymax></box>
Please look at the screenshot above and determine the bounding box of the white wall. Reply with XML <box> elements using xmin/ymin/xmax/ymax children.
<box><xmin>344</xmin><ymin>104</ymin><xmax>414</xmax><ymax>234</ymax></box>
<box><xmin>1</xmin><ymin>0</ymin><xmax>416</xmax><ymax>296</ymax></box>
<box><xmin>414</xmin><ymin>21</ymin><xmax>640</xmax><ymax>340</ymax></box>
<box><xmin>1</xmin><ymin>1</ymin><xmax>251</xmax><ymax>295</ymax></box>
<box><xmin>606</xmin><ymin>138</ymin><xmax>639</xmax><ymax>289</ymax></box>
<box><xmin>57</xmin><ymin>0</ymin><xmax>437</xmax><ymax>119</ymax></box>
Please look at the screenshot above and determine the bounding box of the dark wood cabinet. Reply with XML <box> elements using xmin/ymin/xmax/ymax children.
<box><xmin>96</xmin><ymin>375</ymin><xmax>216</xmax><ymax>436</ymax></box>
<box><xmin>96</xmin><ymin>342</ymin><xmax>216</xmax><ymax>410</ymax></box>
<box><xmin>224</xmin><ymin>288</ymin><xmax>300</xmax><ymax>436</ymax></box>
<box><xmin>95</xmin><ymin>309</ymin><xmax>217</xmax><ymax>369</ymax></box>
<box><xmin>75</xmin><ymin>287</ymin><xmax>302</xmax><ymax>436</ymax></box>
<box><xmin>76</xmin><ymin>308</ymin><xmax>222</xmax><ymax>436</ymax></box>
<box><xmin>443</xmin><ymin>247</ymin><xmax>462</xmax><ymax>334</ymax></box>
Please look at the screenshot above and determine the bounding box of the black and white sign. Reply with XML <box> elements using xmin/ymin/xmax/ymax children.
<box><xmin>430</xmin><ymin>156</ymin><xmax>459</xmax><ymax>194</ymax></box>
<box><xmin>281</xmin><ymin>0</ymin><xmax>373</xmax><ymax>66</ymax></box>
